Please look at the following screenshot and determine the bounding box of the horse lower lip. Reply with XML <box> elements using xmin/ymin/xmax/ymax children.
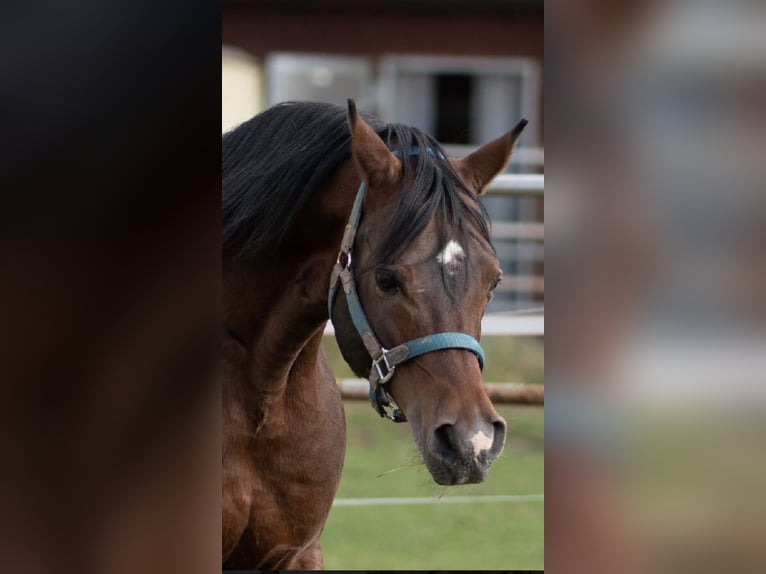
<box><xmin>425</xmin><ymin>453</ymin><xmax>490</xmax><ymax>485</ymax></box>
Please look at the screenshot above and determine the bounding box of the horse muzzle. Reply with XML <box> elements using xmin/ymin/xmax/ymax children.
<box><xmin>424</xmin><ymin>417</ymin><xmax>507</xmax><ymax>485</ymax></box>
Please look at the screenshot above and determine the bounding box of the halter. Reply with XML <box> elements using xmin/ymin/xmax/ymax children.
<box><xmin>328</xmin><ymin>147</ymin><xmax>485</xmax><ymax>422</ymax></box>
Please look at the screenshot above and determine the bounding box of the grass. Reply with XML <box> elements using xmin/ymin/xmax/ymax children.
<box><xmin>320</xmin><ymin>335</ymin><xmax>544</xmax><ymax>569</ymax></box>
<box><xmin>322</xmin><ymin>403</ymin><xmax>544</xmax><ymax>569</ymax></box>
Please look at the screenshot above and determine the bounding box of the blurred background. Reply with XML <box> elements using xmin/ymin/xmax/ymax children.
<box><xmin>222</xmin><ymin>0</ymin><xmax>544</xmax><ymax>569</ymax></box>
<box><xmin>545</xmin><ymin>1</ymin><xmax>766</xmax><ymax>573</ymax></box>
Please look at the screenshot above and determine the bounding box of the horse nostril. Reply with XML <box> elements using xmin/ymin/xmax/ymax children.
<box><xmin>433</xmin><ymin>423</ymin><xmax>460</xmax><ymax>463</ymax></box>
<box><xmin>490</xmin><ymin>419</ymin><xmax>507</xmax><ymax>455</ymax></box>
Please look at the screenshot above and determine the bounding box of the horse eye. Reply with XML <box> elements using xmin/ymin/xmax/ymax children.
<box><xmin>375</xmin><ymin>269</ymin><xmax>400</xmax><ymax>294</ymax></box>
<box><xmin>488</xmin><ymin>275</ymin><xmax>502</xmax><ymax>300</ymax></box>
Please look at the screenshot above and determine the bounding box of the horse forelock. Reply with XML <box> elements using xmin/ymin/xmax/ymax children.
<box><xmin>371</xmin><ymin>124</ymin><xmax>495</xmax><ymax>267</ymax></box>
<box><xmin>222</xmin><ymin>102</ymin><xmax>493</xmax><ymax>267</ymax></box>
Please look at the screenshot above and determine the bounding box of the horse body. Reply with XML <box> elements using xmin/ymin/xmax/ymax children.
<box><xmin>222</xmin><ymin>101</ymin><xmax>525</xmax><ymax>569</ymax></box>
<box><xmin>222</xmin><ymin>328</ymin><xmax>342</xmax><ymax>569</ymax></box>
<box><xmin>223</xmin><ymin>159</ymin><xmax>359</xmax><ymax>569</ymax></box>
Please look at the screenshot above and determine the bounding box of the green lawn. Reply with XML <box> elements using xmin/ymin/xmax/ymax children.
<box><xmin>320</xmin><ymin>331</ymin><xmax>544</xmax><ymax>570</ymax></box>
<box><xmin>322</xmin><ymin>402</ymin><xmax>544</xmax><ymax>569</ymax></box>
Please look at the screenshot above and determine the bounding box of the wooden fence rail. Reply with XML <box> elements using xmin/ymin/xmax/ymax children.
<box><xmin>337</xmin><ymin>379</ymin><xmax>544</xmax><ymax>405</ymax></box>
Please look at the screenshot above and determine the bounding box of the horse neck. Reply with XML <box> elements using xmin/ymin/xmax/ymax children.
<box><xmin>224</xmin><ymin>160</ymin><xmax>359</xmax><ymax>393</ymax></box>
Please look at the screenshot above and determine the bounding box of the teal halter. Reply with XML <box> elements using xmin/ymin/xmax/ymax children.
<box><xmin>328</xmin><ymin>147</ymin><xmax>485</xmax><ymax>422</ymax></box>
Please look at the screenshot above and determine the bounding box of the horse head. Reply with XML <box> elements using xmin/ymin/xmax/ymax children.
<box><xmin>331</xmin><ymin>100</ymin><xmax>526</xmax><ymax>485</ymax></box>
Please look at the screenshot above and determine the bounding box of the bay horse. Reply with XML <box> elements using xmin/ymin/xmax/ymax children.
<box><xmin>222</xmin><ymin>100</ymin><xmax>527</xmax><ymax>570</ymax></box>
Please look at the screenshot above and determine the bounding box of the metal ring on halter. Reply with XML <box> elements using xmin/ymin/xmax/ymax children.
<box><xmin>371</xmin><ymin>380</ymin><xmax>407</xmax><ymax>422</ymax></box>
<box><xmin>337</xmin><ymin>251</ymin><xmax>352</xmax><ymax>269</ymax></box>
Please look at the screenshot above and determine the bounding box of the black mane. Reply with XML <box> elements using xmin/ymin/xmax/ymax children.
<box><xmin>222</xmin><ymin>101</ymin><xmax>492</xmax><ymax>263</ymax></box>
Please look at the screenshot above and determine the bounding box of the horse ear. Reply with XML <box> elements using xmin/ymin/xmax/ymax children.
<box><xmin>347</xmin><ymin>99</ymin><xmax>401</xmax><ymax>188</ymax></box>
<box><xmin>454</xmin><ymin>119</ymin><xmax>528</xmax><ymax>195</ymax></box>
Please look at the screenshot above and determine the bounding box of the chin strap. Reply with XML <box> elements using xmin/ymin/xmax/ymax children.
<box><xmin>328</xmin><ymin>147</ymin><xmax>485</xmax><ymax>422</ymax></box>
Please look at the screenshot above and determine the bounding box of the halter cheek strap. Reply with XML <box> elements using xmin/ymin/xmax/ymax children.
<box><xmin>328</xmin><ymin>148</ymin><xmax>486</xmax><ymax>422</ymax></box>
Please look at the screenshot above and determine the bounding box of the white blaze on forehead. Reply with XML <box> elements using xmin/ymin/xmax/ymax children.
<box><xmin>469</xmin><ymin>429</ymin><xmax>493</xmax><ymax>455</ymax></box>
<box><xmin>436</xmin><ymin>240</ymin><xmax>465</xmax><ymax>273</ymax></box>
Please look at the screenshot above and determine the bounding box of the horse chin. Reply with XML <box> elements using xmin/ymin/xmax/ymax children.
<box><xmin>422</xmin><ymin>453</ymin><xmax>490</xmax><ymax>486</ymax></box>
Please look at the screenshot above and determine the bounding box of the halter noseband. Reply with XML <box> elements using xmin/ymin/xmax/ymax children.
<box><xmin>327</xmin><ymin>147</ymin><xmax>485</xmax><ymax>422</ymax></box>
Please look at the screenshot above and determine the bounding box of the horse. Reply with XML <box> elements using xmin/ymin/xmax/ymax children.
<box><xmin>222</xmin><ymin>99</ymin><xmax>527</xmax><ymax>570</ymax></box>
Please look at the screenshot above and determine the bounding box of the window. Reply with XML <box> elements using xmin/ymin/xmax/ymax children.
<box><xmin>378</xmin><ymin>55</ymin><xmax>540</xmax><ymax>148</ymax></box>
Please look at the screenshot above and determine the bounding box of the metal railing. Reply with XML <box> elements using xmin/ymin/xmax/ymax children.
<box><xmin>442</xmin><ymin>145</ymin><xmax>544</xmax><ymax>169</ymax></box>
<box><xmin>486</xmin><ymin>173</ymin><xmax>544</xmax><ymax>196</ymax></box>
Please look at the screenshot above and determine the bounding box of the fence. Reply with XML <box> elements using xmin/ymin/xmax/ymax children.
<box><xmin>337</xmin><ymin>378</ymin><xmax>543</xmax><ymax>405</ymax></box>
<box><xmin>487</xmin><ymin>173</ymin><xmax>544</xmax><ymax>196</ymax></box>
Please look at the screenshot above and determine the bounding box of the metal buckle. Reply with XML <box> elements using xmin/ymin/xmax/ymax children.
<box><xmin>372</xmin><ymin>349</ymin><xmax>395</xmax><ymax>384</ymax></box>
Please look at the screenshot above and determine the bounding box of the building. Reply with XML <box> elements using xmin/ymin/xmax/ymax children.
<box><xmin>222</xmin><ymin>0</ymin><xmax>544</xmax><ymax>313</ymax></box>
